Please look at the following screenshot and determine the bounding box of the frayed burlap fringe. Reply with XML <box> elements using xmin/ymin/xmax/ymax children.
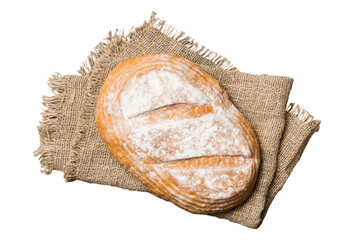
<box><xmin>147</xmin><ymin>13</ymin><xmax>236</xmax><ymax>70</ymax></box>
<box><xmin>35</xmin><ymin>74</ymin><xmax>88</xmax><ymax>177</ymax></box>
<box><xmin>78</xmin><ymin>12</ymin><xmax>236</xmax><ymax>78</ymax></box>
<box><xmin>287</xmin><ymin>103</ymin><xmax>317</xmax><ymax>124</ymax></box>
<box><xmin>34</xmin><ymin>73</ymin><xmax>66</xmax><ymax>174</ymax></box>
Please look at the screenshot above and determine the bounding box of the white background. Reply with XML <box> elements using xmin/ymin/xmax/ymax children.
<box><xmin>1</xmin><ymin>0</ymin><xmax>359</xmax><ymax>239</ymax></box>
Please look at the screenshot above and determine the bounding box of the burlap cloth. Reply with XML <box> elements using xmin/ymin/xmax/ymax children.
<box><xmin>34</xmin><ymin>13</ymin><xmax>320</xmax><ymax>228</ymax></box>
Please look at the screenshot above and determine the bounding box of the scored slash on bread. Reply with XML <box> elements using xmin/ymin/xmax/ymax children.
<box><xmin>96</xmin><ymin>54</ymin><xmax>260</xmax><ymax>213</ymax></box>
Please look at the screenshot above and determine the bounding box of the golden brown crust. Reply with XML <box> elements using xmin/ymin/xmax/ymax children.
<box><xmin>96</xmin><ymin>54</ymin><xmax>260</xmax><ymax>213</ymax></box>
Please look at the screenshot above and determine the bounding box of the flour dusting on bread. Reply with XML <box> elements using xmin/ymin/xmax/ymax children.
<box><xmin>96</xmin><ymin>54</ymin><xmax>260</xmax><ymax>214</ymax></box>
<box><xmin>128</xmin><ymin>113</ymin><xmax>250</xmax><ymax>161</ymax></box>
<box><xmin>120</xmin><ymin>70</ymin><xmax>208</xmax><ymax>118</ymax></box>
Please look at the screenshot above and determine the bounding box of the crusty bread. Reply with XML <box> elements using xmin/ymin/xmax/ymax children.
<box><xmin>95</xmin><ymin>54</ymin><xmax>260</xmax><ymax>213</ymax></box>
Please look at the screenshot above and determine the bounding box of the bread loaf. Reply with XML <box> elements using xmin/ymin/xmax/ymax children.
<box><xmin>95</xmin><ymin>54</ymin><xmax>260</xmax><ymax>213</ymax></box>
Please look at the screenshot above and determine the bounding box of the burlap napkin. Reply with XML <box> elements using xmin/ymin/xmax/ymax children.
<box><xmin>34</xmin><ymin>13</ymin><xmax>320</xmax><ymax>228</ymax></box>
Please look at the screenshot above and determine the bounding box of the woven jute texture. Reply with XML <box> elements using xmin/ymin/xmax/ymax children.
<box><xmin>34</xmin><ymin>13</ymin><xmax>320</xmax><ymax>228</ymax></box>
<box><xmin>34</xmin><ymin>74</ymin><xmax>87</xmax><ymax>173</ymax></box>
<box><xmin>262</xmin><ymin>104</ymin><xmax>320</xmax><ymax>220</ymax></box>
